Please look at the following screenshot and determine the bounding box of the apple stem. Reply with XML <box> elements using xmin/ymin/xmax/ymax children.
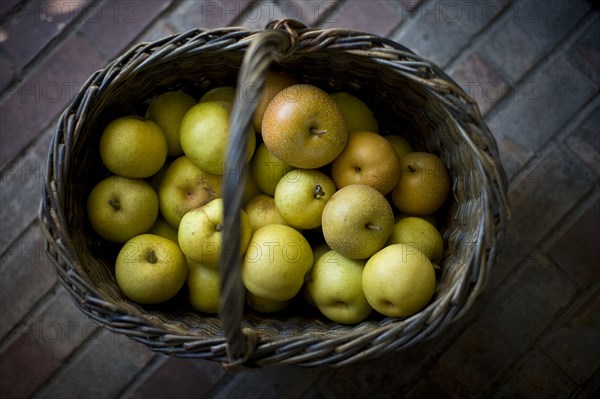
<box><xmin>108</xmin><ymin>199</ymin><xmax>121</xmax><ymax>211</ymax></box>
<box><xmin>314</xmin><ymin>184</ymin><xmax>325</xmax><ymax>199</ymax></box>
<box><xmin>407</xmin><ymin>165</ymin><xmax>416</xmax><ymax>173</ymax></box>
<box><xmin>216</xmin><ymin>223</ymin><xmax>224</xmax><ymax>232</ymax></box>
<box><xmin>366</xmin><ymin>223</ymin><xmax>383</xmax><ymax>232</ymax></box>
<box><xmin>309</xmin><ymin>127</ymin><xmax>326</xmax><ymax>137</ymax></box>
<box><xmin>148</xmin><ymin>250</ymin><xmax>157</xmax><ymax>264</ymax></box>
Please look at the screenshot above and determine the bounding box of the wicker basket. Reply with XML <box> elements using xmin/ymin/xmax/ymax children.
<box><xmin>39</xmin><ymin>19</ymin><xmax>510</xmax><ymax>368</ymax></box>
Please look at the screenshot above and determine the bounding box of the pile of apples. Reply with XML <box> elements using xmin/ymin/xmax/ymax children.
<box><xmin>86</xmin><ymin>71</ymin><xmax>451</xmax><ymax>324</ymax></box>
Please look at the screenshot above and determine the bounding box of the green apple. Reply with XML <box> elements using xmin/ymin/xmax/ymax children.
<box><xmin>362</xmin><ymin>243</ymin><xmax>436</xmax><ymax>317</ymax></box>
<box><xmin>242</xmin><ymin>224</ymin><xmax>313</xmax><ymax>301</ymax></box>
<box><xmin>199</xmin><ymin>86</ymin><xmax>236</xmax><ymax>105</ymax></box>
<box><xmin>385</xmin><ymin>135</ymin><xmax>413</xmax><ymax>160</ymax></box>
<box><xmin>99</xmin><ymin>115</ymin><xmax>167</xmax><ymax>178</ymax></box>
<box><xmin>302</xmin><ymin>243</ymin><xmax>331</xmax><ymax>307</ymax></box>
<box><xmin>250</xmin><ymin>142</ymin><xmax>294</xmax><ymax>196</ymax></box>
<box><xmin>148</xmin><ymin>216</ymin><xmax>178</xmax><ymax>244</ymax></box>
<box><xmin>158</xmin><ymin>155</ymin><xmax>221</xmax><ymax>228</ymax></box>
<box><xmin>387</xmin><ymin>216</ymin><xmax>444</xmax><ymax>264</ymax></box>
<box><xmin>331</xmin><ymin>92</ymin><xmax>378</xmax><ymax>133</ymax></box>
<box><xmin>178</xmin><ymin>198</ymin><xmax>252</xmax><ymax>268</ymax></box>
<box><xmin>115</xmin><ymin>234</ymin><xmax>187</xmax><ymax>304</ymax></box>
<box><xmin>331</xmin><ymin>130</ymin><xmax>400</xmax><ymax>195</ymax></box>
<box><xmin>322</xmin><ymin>184</ymin><xmax>394</xmax><ymax>259</ymax></box>
<box><xmin>395</xmin><ymin>212</ymin><xmax>437</xmax><ymax>227</ymax></box>
<box><xmin>87</xmin><ymin>175</ymin><xmax>158</xmax><ymax>243</ymax></box>
<box><xmin>244</xmin><ymin>193</ymin><xmax>290</xmax><ymax>231</ymax></box>
<box><xmin>391</xmin><ymin>152</ymin><xmax>451</xmax><ymax>216</ymax></box>
<box><xmin>186</xmin><ymin>257</ymin><xmax>221</xmax><ymax>314</ymax></box>
<box><xmin>245</xmin><ymin>291</ymin><xmax>292</xmax><ymax>313</ymax></box>
<box><xmin>274</xmin><ymin>169</ymin><xmax>336</xmax><ymax>230</ymax></box>
<box><xmin>146</xmin><ymin>91</ymin><xmax>196</xmax><ymax>157</ymax></box>
<box><xmin>180</xmin><ymin>101</ymin><xmax>256</xmax><ymax>175</ymax></box>
<box><xmin>261</xmin><ymin>84</ymin><xmax>347</xmax><ymax>169</ymax></box>
<box><xmin>307</xmin><ymin>250</ymin><xmax>372</xmax><ymax>324</ymax></box>
<box><xmin>251</xmin><ymin>71</ymin><xmax>298</xmax><ymax>133</ymax></box>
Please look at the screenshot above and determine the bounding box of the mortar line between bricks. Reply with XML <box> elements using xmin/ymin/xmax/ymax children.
<box><xmin>116</xmin><ymin>354</ymin><xmax>168</xmax><ymax>399</ymax></box>
<box><xmin>0</xmin><ymin>215</ymin><xmax>39</xmax><ymax>258</ymax></box>
<box><xmin>313</xmin><ymin>0</ymin><xmax>349</xmax><ymax>28</ymax></box>
<box><xmin>571</xmin><ymin>360</ymin><xmax>600</xmax><ymax>397</ymax></box>
<box><xmin>481</xmin><ymin>279</ymin><xmax>600</xmax><ymax>397</ymax></box>
<box><xmin>0</xmin><ymin>0</ymin><xmax>26</xmax><ymax>24</ymax></box>
<box><xmin>387</xmin><ymin>0</ymin><xmax>430</xmax><ymax>39</ymax></box>
<box><xmin>119</xmin><ymin>0</ymin><xmax>183</xmax><ymax>51</ymax></box>
<box><xmin>482</xmin><ymin>8</ymin><xmax>599</xmax><ymax>125</ymax></box>
<box><xmin>202</xmin><ymin>368</ymin><xmax>243</xmax><ymax>399</ymax></box>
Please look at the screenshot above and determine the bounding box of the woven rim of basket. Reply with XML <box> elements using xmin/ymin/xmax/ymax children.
<box><xmin>39</xmin><ymin>22</ymin><xmax>509</xmax><ymax>367</ymax></box>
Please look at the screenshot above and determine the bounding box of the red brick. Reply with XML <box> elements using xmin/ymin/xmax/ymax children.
<box><xmin>0</xmin><ymin>33</ymin><xmax>103</xmax><ymax>165</ymax></box>
<box><xmin>167</xmin><ymin>0</ymin><xmax>253</xmax><ymax>32</ymax></box>
<box><xmin>321</xmin><ymin>0</ymin><xmax>405</xmax><ymax>36</ymax></box>
<box><xmin>0</xmin><ymin>224</ymin><xmax>57</xmax><ymax>341</ymax></box>
<box><xmin>565</xmin><ymin>106</ymin><xmax>600</xmax><ymax>177</ymax></box>
<box><xmin>0</xmin><ymin>0</ymin><xmax>92</xmax><ymax>69</ymax></box>
<box><xmin>542</xmin><ymin>289</ymin><xmax>600</xmax><ymax>384</ymax></box>
<box><xmin>130</xmin><ymin>357</ymin><xmax>226</xmax><ymax>399</ymax></box>
<box><xmin>79</xmin><ymin>0</ymin><xmax>172</xmax><ymax>60</ymax></box>
<box><xmin>449</xmin><ymin>52</ymin><xmax>509</xmax><ymax>115</ymax></box>
<box><xmin>491</xmin><ymin>349</ymin><xmax>576</xmax><ymax>398</ymax></box>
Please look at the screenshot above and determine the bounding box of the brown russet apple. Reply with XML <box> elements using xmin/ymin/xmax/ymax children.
<box><xmin>251</xmin><ymin>71</ymin><xmax>298</xmax><ymax>133</ymax></box>
<box><xmin>331</xmin><ymin>130</ymin><xmax>401</xmax><ymax>195</ymax></box>
<box><xmin>391</xmin><ymin>152</ymin><xmax>451</xmax><ymax>216</ymax></box>
<box><xmin>261</xmin><ymin>84</ymin><xmax>348</xmax><ymax>169</ymax></box>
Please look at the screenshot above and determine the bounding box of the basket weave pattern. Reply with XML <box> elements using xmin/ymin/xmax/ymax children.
<box><xmin>40</xmin><ymin>20</ymin><xmax>509</xmax><ymax>367</ymax></box>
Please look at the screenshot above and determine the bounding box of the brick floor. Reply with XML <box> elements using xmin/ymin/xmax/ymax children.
<box><xmin>1</xmin><ymin>1</ymin><xmax>599</xmax><ymax>397</ymax></box>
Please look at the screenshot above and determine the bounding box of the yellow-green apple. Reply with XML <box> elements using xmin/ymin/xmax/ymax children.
<box><xmin>158</xmin><ymin>155</ymin><xmax>221</xmax><ymax>228</ymax></box>
<box><xmin>245</xmin><ymin>291</ymin><xmax>293</xmax><ymax>313</ymax></box>
<box><xmin>395</xmin><ymin>212</ymin><xmax>437</xmax><ymax>227</ymax></box>
<box><xmin>362</xmin><ymin>243</ymin><xmax>436</xmax><ymax>317</ymax></box>
<box><xmin>87</xmin><ymin>175</ymin><xmax>158</xmax><ymax>243</ymax></box>
<box><xmin>330</xmin><ymin>92</ymin><xmax>378</xmax><ymax>133</ymax></box>
<box><xmin>178</xmin><ymin>198</ymin><xmax>252</xmax><ymax>268</ymax></box>
<box><xmin>391</xmin><ymin>152</ymin><xmax>450</xmax><ymax>216</ymax></box>
<box><xmin>148</xmin><ymin>216</ymin><xmax>179</xmax><ymax>244</ymax></box>
<box><xmin>199</xmin><ymin>86</ymin><xmax>236</xmax><ymax>105</ymax></box>
<box><xmin>302</xmin><ymin>243</ymin><xmax>331</xmax><ymax>307</ymax></box>
<box><xmin>115</xmin><ymin>234</ymin><xmax>187</xmax><ymax>304</ymax></box>
<box><xmin>274</xmin><ymin>169</ymin><xmax>336</xmax><ymax>230</ymax></box>
<box><xmin>250</xmin><ymin>142</ymin><xmax>294</xmax><ymax>196</ymax></box>
<box><xmin>242</xmin><ymin>224</ymin><xmax>313</xmax><ymax>301</ymax></box>
<box><xmin>385</xmin><ymin>135</ymin><xmax>413</xmax><ymax>160</ymax></box>
<box><xmin>244</xmin><ymin>193</ymin><xmax>290</xmax><ymax>231</ymax></box>
<box><xmin>251</xmin><ymin>71</ymin><xmax>298</xmax><ymax>133</ymax></box>
<box><xmin>186</xmin><ymin>257</ymin><xmax>221</xmax><ymax>314</ymax></box>
<box><xmin>387</xmin><ymin>216</ymin><xmax>444</xmax><ymax>264</ymax></box>
<box><xmin>322</xmin><ymin>184</ymin><xmax>394</xmax><ymax>259</ymax></box>
<box><xmin>331</xmin><ymin>130</ymin><xmax>400</xmax><ymax>195</ymax></box>
<box><xmin>261</xmin><ymin>84</ymin><xmax>347</xmax><ymax>169</ymax></box>
<box><xmin>146</xmin><ymin>91</ymin><xmax>196</xmax><ymax>157</ymax></box>
<box><xmin>242</xmin><ymin>167</ymin><xmax>263</xmax><ymax>207</ymax></box>
<box><xmin>307</xmin><ymin>250</ymin><xmax>372</xmax><ymax>324</ymax></box>
<box><xmin>180</xmin><ymin>101</ymin><xmax>256</xmax><ymax>175</ymax></box>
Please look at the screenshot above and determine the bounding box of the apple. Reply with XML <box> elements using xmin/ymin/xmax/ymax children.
<box><xmin>242</xmin><ymin>224</ymin><xmax>313</xmax><ymax>301</ymax></box>
<box><xmin>395</xmin><ymin>212</ymin><xmax>437</xmax><ymax>227</ymax></box>
<box><xmin>158</xmin><ymin>155</ymin><xmax>221</xmax><ymax>228</ymax></box>
<box><xmin>250</xmin><ymin>71</ymin><xmax>298</xmax><ymax>133</ymax></box>
<box><xmin>362</xmin><ymin>243</ymin><xmax>436</xmax><ymax>317</ymax></box>
<box><xmin>307</xmin><ymin>250</ymin><xmax>372</xmax><ymax>324</ymax></box>
<box><xmin>302</xmin><ymin>243</ymin><xmax>331</xmax><ymax>307</ymax></box>
<box><xmin>387</xmin><ymin>216</ymin><xmax>444</xmax><ymax>263</ymax></box>
<box><xmin>178</xmin><ymin>198</ymin><xmax>252</xmax><ymax>268</ymax></box>
<box><xmin>274</xmin><ymin>169</ymin><xmax>336</xmax><ymax>230</ymax></box>
<box><xmin>244</xmin><ymin>193</ymin><xmax>290</xmax><ymax>231</ymax></box>
<box><xmin>186</xmin><ymin>257</ymin><xmax>221</xmax><ymax>314</ymax></box>
<box><xmin>242</xmin><ymin>166</ymin><xmax>263</xmax><ymax>207</ymax></box>
<box><xmin>331</xmin><ymin>130</ymin><xmax>401</xmax><ymax>195</ymax></box>
<box><xmin>146</xmin><ymin>91</ymin><xmax>196</xmax><ymax>157</ymax></box>
<box><xmin>87</xmin><ymin>175</ymin><xmax>158</xmax><ymax>243</ymax></box>
<box><xmin>250</xmin><ymin>142</ymin><xmax>294</xmax><ymax>196</ymax></box>
<box><xmin>99</xmin><ymin>115</ymin><xmax>167</xmax><ymax>178</ymax></box>
<box><xmin>180</xmin><ymin>101</ymin><xmax>256</xmax><ymax>175</ymax></box>
<box><xmin>148</xmin><ymin>216</ymin><xmax>179</xmax><ymax>244</ymax></box>
<box><xmin>199</xmin><ymin>86</ymin><xmax>236</xmax><ymax>105</ymax></box>
<box><xmin>246</xmin><ymin>291</ymin><xmax>293</xmax><ymax>313</ymax></box>
<box><xmin>391</xmin><ymin>152</ymin><xmax>451</xmax><ymax>216</ymax></box>
<box><xmin>261</xmin><ymin>84</ymin><xmax>347</xmax><ymax>169</ymax></box>
<box><xmin>330</xmin><ymin>92</ymin><xmax>378</xmax><ymax>133</ymax></box>
<box><xmin>115</xmin><ymin>234</ymin><xmax>188</xmax><ymax>304</ymax></box>
<box><xmin>385</xmin><ymin>135</ymin><xmax>413</xmax><ymax>160</ymax></box>
<box><xmin>322</xmin><ymin>184</ymin><xmax>394</xmax><ymax>259</ymax></box>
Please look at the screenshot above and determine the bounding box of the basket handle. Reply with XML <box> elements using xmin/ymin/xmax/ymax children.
<box><xmin>220</xmin><ymin>19</ymin><xmax>303</xmax><ymax>367</ymax></box>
